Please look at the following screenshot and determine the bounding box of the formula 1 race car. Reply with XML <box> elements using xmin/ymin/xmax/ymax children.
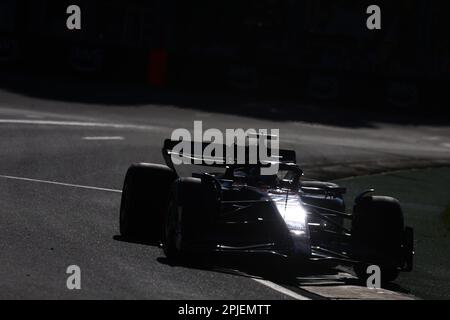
<box><xmin>119</xmin><ymin>139</ymin><xmax>414</xmax><ymax>282</ymax></box>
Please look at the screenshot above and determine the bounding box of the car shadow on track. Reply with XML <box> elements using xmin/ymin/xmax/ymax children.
<box><xmin>113</xmin><ymin>235</ymin><xmax>160</xmax><ymax>247</ymax></box>
<box><xmin>157</xmin><ymin>252</ymin><xmax>412</xmax><ymax>295</ymax></box>
<box><xmin>113</xmin><ymin>234</ymin><xmax>412</xmax><ymax>296</ymax></box>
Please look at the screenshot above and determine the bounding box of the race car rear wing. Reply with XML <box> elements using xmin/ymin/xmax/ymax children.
<box><xmin>162</xmin><ymin>138</ymin><xmax>296</xmax><ymax>171</ymax></box>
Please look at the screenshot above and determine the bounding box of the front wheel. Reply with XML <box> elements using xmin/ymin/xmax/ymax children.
<box><xmin>351</xmin><ymin>195</ymin><xmax>405</xmax><ymax>282</ymax></box>
<box><xmin>163</xmin><ymin>177</ymin><xmax>205</xmax><ymax>262</ymax></box>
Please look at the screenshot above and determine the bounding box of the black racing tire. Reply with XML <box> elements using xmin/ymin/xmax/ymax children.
<box><xmin>119</xmin><ymin>163</ymin><xmax>177</xmax><ymax>241</ymax></box>
<box><xmin>403</xmin><ymin>227</ymin><xmax>414</xmax><ymax>272</ymax></box>
<box><xmin>163</xmin><ymin>177</ymin><xmax>203</xmax><ymax>262</ymax></box>
<box><xmin>351</xmin><ymin>195</ymin><xmax>404</xmax><ymax>282</ymax></box>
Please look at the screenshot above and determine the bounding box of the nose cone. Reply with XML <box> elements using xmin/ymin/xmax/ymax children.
<box><xmin>269</xmin><ymin>191</ymin><xmax>311</xmax><ymax>257</ymax></box>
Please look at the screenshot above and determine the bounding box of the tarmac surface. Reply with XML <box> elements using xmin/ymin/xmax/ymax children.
<box><xmin>0</xmin><ymin>77</ymin><xmax>449</xmax><ymax>299</ymax></box>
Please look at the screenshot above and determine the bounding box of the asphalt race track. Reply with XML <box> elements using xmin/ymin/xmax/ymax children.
<box><xmin>1</xmin><ymin>79</ymin><xmax>450</xmax><ymax>299</ymax></box>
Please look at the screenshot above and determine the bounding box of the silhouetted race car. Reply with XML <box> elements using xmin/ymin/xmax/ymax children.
<box><xmin>119</xmin><ymin>139</ymin><xmax>414</xmax><ymax>282</ymax></box>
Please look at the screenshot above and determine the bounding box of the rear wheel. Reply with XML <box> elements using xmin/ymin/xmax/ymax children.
<box><xmin>351</xmin><ymin>195</ymin><xmax>404</xmax><ymax>282</ymax></box>
<box><xmin>163</xmin><ymin>177</ymin><xmax>206</xmax><ymax>262</ymax></box>
<box><xmin>119</xmin><ymin>163</ymin><xmax>177</xmax><ymax>241</ymax></box>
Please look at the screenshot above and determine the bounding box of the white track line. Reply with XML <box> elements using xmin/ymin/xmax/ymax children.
<box><xmin>0</xmin><ymin>173</ymin><xmax>310</xmax><ymax>300</ymax></box>
<box><xmin>0</xmin><ymin>119</ymin><xmax>163</xmax><ymax>131</ymax></box>
<box><xmin>83</xmin><ymin>136</ymin><xmax>124</xmax><ymax>140</ymax></box>
<box><xmin>0</xmin><ymin>175</ymin><xmax>122</xmax><ymax>193</ymax></box>
<box><xmin>253</xmin><ymin>279</ymin><xmax>311</xmax><ymax>300</ymax></box>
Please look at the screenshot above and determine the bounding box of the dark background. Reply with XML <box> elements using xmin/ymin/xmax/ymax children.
<box><xmin>1</xmin><ymin>0</ymin><xmax>449</xmax><ymax>113</ymax></box>
<box><xmin>1</xmin><ymin>1</ymin><xmax>450</xmax><ymax>300</ymax></box>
